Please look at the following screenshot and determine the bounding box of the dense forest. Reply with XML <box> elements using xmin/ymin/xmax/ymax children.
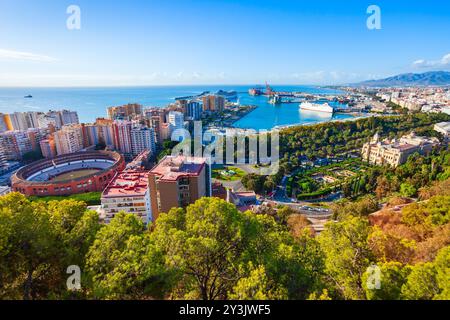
<box><xmin>0</xmin><ymin>188</ymin><xmax>448</xmax><ymax>300</ymax></box>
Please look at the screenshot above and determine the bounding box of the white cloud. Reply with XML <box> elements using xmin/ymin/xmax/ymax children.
<box><xmin>289</xmin><ymin>71</ymin><xmax>364</xmax><ymax>84</ymax></box>
<box><xmin>442</xmin><ymin>53</ymin><xmax>450</xmax><ymax>65</ymax></box>
<box><xmin>0</xmin><ymin>49</ymin><xmax>58</xmax><ymax>62</ymax></box>
<box><xmin>0</xmin><ymin>71</ymin><xmax>231</xmax><ymax>87</ymax></box>
<box><xmin>412</xmin><ymin>53</ymin><xmax>450</xmax><ymax>69</ymax></box>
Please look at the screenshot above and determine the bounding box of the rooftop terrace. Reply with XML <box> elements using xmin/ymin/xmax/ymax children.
<box><xmin>102</xmin><ymin>171</ymin><xmax>149</xmax><ymax>197</ymax></box>
<box><xmin>149</xmin><ymin>156</ymin><xmax>206</xmax><ymax>182</ymax></box>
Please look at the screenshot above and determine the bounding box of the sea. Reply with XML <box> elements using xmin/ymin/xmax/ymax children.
<box><xmin>0</xmin><ymin>85</ymin><xmax>354</xmax><ymax>130</ymax></box>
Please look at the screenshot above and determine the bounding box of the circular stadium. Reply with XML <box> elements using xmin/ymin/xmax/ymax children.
<box><xmin>11</xmin><ymin>151</ymin><xmax>125</xmax><ymax>196</ymax></box>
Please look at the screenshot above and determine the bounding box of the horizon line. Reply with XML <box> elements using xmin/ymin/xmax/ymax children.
<box><xmin>0</xmin><ymin>83</ymin><xmax>340</xmax><ymax>89</ymax></box>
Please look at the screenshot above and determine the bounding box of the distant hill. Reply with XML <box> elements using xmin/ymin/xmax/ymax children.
<box><xmin>354</xmin><ymin>71</ymin><xmax>450</xmax><ymax>87</ymax></box>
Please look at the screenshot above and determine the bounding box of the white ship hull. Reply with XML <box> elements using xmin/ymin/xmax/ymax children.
<box><xmin>299</xmin><ymin>102</ymin><xmax>334</xmax><ymax>114</ymax></box>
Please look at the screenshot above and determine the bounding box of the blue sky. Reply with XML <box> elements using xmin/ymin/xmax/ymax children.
<box><xmin>0</xmin><ymin>0</ymin><xmax>449</xmax><ymax>86</ymax></box>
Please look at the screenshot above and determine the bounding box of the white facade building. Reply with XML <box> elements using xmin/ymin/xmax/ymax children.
<box><xmin>167</xmin><ymin>111</ymin><xmax>185</xmax><ymax>142</ymax></box>
<box><xmin>130</xmin><ymin>126</ymin><xmax>156</xmax><ymax>156</ymax></box>
<box><xmin>101</xmin><ymin>171</ymin><xmax>153</xmax><ymax>224</ymax></box>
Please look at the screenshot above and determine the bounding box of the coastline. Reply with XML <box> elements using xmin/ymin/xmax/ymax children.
<box><xmin>272</xmin><ymin>113</ymin><xmax>391</xmax><ymax>132</ymax></box>
<box><xmin>0</xmin><ymin>85</ymin><xmax>352</xmax><ymax>126</ymax></box>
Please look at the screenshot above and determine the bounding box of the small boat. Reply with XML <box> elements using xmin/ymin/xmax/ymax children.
<box><xmin>24</xmin><ymin>95</ymin><xmax>33</xmax><ymax>98</ymax></box>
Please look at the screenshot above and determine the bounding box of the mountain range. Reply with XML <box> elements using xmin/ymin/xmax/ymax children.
<box><xmin>353</xmin><ymin>71</ymin><xmax>450</xmax><ymax>87</ymax></box>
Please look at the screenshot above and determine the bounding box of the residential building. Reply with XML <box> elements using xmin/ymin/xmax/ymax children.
<box><xmin>53</xmin><ymin>124</ymin><xmax>84</xmax><ymax>155</ymax></box>
<box><xmin>0</xmin><ymin>186</ymin><xmax>11</xmax><ymax>196</ymax></box>
<box><xmin>130</xmin><ymin>126</ymin><xmax>156</xmax><ymax>156</ymax></box>
<box><xmin>37</xmin><ymin>113</ymin><xmax>59</xmax><ymax>130</ymax></box>
<box><xmin>167</xmin><ymin>111</ymin><xmax>185</xmax><ymax>141</ymax></box>
<box><xmin>7</xmin><ymin>112</ymin><xmax>29</xmax><ymax>131</ymax></box>
<box><xmin>59</xmin><ymin>110</ymin><xmax>79</xmax><ymax>125</ymax></box>
<box><xmin>202</xmin><ymin>95</ymin><xmax>225</xmax><ymax>112</ymax></box>
<box><xmin>176</xmin><ymin>99</ymin><xmax>189</xmax><ymax>115</ymax></box>
<box><xmin>45</xmin><ymin>111</ymin><xmax>64</xmax><ymax>129</ymax></box>
<box><xmin>0</xmin><ymin>131</ymin><xmax>32</xmax><ymax>160</ymax></box>
<box><xmin>112</xmin><ymin>121</ymin><xmax>133</xmax><ymax>156</ymax></box>
<box><xmin>160</xmin><ymin>123</ymin><xmax>171</xmax><ymax>141</ymax></box>
<box><xmin>226</xmin><ymin>189</ymin><xmax>257</xmax><ymax>212</ymax></box>
<box><xmin>34</xmin><ymin>110</ymin><xmax>79</xmax><ymax>130</ymax></box>
<box><xmin>24</xmin><ymin>112</ymin><xmax>40</xmax><ymax>129</ymax></box>
<box><xmin>149</xmin><ymin>116</ymin><xmax>162</xmax><ymax>144</ymax></box>
<box><xmin>101</xmin><ymin>171</ymin><xmax>153</xmax><ymax>224</ymax></box>
<box><xmin>107</xmin><ymin>103</ymin><xmax>142</xmax><ymax>120</ymax></box>
<box><xmin>95</xmin><ymin>118</ymin><xmax>115</xmax><ymax>148</ymax></box>
<box><xmin>0</xmin><ymin>114</ymin><xmax>9</xmax><ymax>132</ymax></box>
<box><xmin>83</xmin><ymin>124</ymin><xmax>100</xmax><ymax>147</ymax></box>
<box><xmin>26</xmin><ymin>128</ymin><xmax>46</xmax><ymax>152</ymax></box>
<box><xmin>148</xmin><ymin>156</ymin><xmax>211</xmax><ymax>219</ymax></box>
<box><xmin>144</xmin><ymin>108</ymin><xmax>167</xmax><ymax>145</ymax></box>
<box><xmin>40</xmin><ymin>138</ymin><xmax>57</xmax><ymax>158</ymax></box>
<box><xmin>186</xmin><ymin>101</ymin><xmax>203</xmax><ymax>120</ymax></box>
<box><xmin>0</xmin><ymin>132</ymin><xmax>19</xmax><ymax>160</ymax></box>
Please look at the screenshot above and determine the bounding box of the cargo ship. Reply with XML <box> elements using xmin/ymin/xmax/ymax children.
<box><xmin>299</xmin><ymin>102</ymin><xmax>334</xmax><ymax>114</ymax></box>
<box><xmin>249</xmin><ymin>88</ymin><xmax>263</xmax><ymax>96</ymax></box>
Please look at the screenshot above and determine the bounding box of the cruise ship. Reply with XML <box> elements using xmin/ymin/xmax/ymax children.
<box><xmin>216</xmin><ymin>90</ymin><xmax>238</xmax><ymax>101</ymax></box>
<box><xmin>299</xmin><ymin>102</ymin><xmax>334</xmax><ymax>114</ymax></box>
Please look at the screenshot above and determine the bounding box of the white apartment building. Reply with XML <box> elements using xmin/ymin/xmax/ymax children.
<box><xmin>167</xmin><ymin>111</ymin><xmax>185</xmax><ymax>142</ymax></box>
<box><xmin>101</xmin><ymin>171</ymin><xmax>153</xmax><ymax>224</ymax></box>
<box><xmin>60</xmin><ymin>110</ymin><xmax>79</xmax><ymax>126</ymax></box>
<box><xmin>37</xmin><ymin>113</ymin><xmax>58</xmax><ymax>130</ymax></box>
<box><xmin>130</xmin><ymin>126</ymin><xmax>156</xmax><ymax>156</ymax></box>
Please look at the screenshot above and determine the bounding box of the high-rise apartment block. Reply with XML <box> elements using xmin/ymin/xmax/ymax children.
<box><xmin>39</xmin><ymin>138</ymin><xmax>57</xmax><ymax>159</ymax></box>
<box><xmin>0</xmin><ymin>131</ymin><xmax>32</xmax><ymax>160</ymax></box>
<box><xmin>167</xmin><ymin>111</ymin><xmax>185</xmax><ymax>141</ymax></box>
<box><xmin>112</xmin><ymin>121</ymin><xmax>133</xmax><ymax>156</ymax></box>
<box><xmin>148</xmin><ymin>156</ymin><xmax>211</xmax><ymax>219</ymax></box>
<box><xmin>186</xmin><ymin>101</ymin><xmax>203</xmax><ymax>120</ymax></box>
<box><xmin>107</xmin><ymin>103</ymin><xmax>143</xmax><ymax>120</ymax></box>
<box><xmin>53</xmin><ymin>124</ymin><xmax>84</xmax><ymax>155</ymax></box>
<box><xmin>130</xmin><ymin>126</ymin><xmax>156</xmax><ymax>157</ymax></box>
<box><xmin>202</xmin><ymin>95</ymin><xmax>225</xmax><ymax>112</ymax></box>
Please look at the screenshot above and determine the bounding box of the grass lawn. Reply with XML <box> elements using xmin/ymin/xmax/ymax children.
<box><xmin>212</xmin><ymin>166</ymin><xmax>246</xmax><ymax>181</ymax></box>
<box><xmin>28</xmin><ymin>192</ymin><xmax>102</xmax><ymax>206</ymax></box>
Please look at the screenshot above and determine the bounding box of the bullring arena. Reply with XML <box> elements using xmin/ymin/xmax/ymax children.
<box><xmin>11</xmin><ymin>151</ymin><xmax>125</xmax><ymax>196</ymax></box>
